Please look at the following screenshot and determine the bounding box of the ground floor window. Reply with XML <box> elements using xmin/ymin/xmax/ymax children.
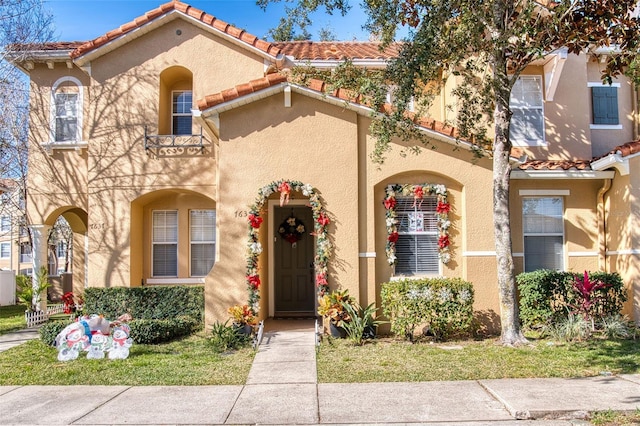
<box><xmin>152</xmin><ymin>210</ymin><xmax>178</xmax><ymax>277</ymax></box>
<box><xmin>395</xmin><ymin>196</ymin><xmax>440</xmax><ymax>275</ymax></box>
<box><xmin>523</xmin><ymin>197</ymin><xmax>564</xmax><ymax>272</ymax></box>
<box><xmin>190</xmin><ymin>210</ymin><xmax>215</xmax><ymax>276</ymax></box>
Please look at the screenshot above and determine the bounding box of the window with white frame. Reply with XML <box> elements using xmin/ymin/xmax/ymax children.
<box><xmin>51</xmin><ymin>76</ymin><xmax>82</xmax><ymax>144</ymax></box>
<box><xmin>190</xmin><ymin>210</ymin><xmax>215</xmax><ymax>276</ymax></box>
<box><xmin>20</xmin><ymin>243</ymin><xmax>31</xmax><ymax>263</ymax></box>
<box><xmin>0</xmin><ymin>242</ymin><xmax>10</xmax><ymax>259</ymax></box>
<box><xmin>589</xmin><ymin>82</ymin><xmax>621</xmax><ymax>128</ymax></box>
<box><xmin>0</xmin><ymin>216</ymin><xmax>10</xmax><ymax>233</ymax></box>
<box><xmin>152</xmin><ymin>210</ymin><xmax>178</xmax><ymax>277</ymax></box>
<box><xmin>172</xmin><ymin>91</ymin><xmax>193</xmax><ymax>135</ymax></box>
<box><xmin>395</xmin><ymin>196</ymin><xmax>439</xmax><ymax>275</ymax></box>
<box><xmin>510</xmin><ymin>75</ymin><xmax>545</xmax><ymax>146</ymax></box>
<box><xmin>523</xmin><ymin>197</ymin><xmax>564</xmax><ymax>272</ymax></box>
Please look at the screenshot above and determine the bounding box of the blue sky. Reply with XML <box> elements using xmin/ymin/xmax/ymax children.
<box><xmin>43</xmin><ymin>0</ymin><xmax>372</xmax><ymax>42</ymax></box>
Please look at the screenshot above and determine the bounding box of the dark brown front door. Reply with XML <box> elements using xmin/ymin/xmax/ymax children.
<box><xmin>274</xmin><ymin>206</ymin><xmax>315</xmax><ymax>317</ymax></box>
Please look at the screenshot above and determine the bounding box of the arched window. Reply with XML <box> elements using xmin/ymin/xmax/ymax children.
<box><xmin>159</xmin><ymin>66</ymin><xmax>193</xmax><ymax>135</ymax></box>
<box><xmin>50</xmin><ymin>76</ymin><xmax>83</xmax><ymax>143</ymax></box>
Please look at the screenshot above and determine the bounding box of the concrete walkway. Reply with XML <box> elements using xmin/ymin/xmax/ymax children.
<box><xmin>0</xmin><ymin>321</ymin><xmax>639</xmax><ymax>424</ymax></box>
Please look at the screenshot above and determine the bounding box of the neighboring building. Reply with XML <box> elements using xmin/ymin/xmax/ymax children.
<box><xmin>8</xmin><ymin>1</ymin><xmax>640</xmax><ymax>328</ymax></box>
<box><xmin>0</xmin><ymin>179</ymin><xmax>33</xmax><ymax>277</ymax></box>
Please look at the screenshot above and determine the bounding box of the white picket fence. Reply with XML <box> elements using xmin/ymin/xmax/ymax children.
<box><xmin>25</xmin><ymin>304</ymin><xmax>65</xmax><ymax>328</ymax></box>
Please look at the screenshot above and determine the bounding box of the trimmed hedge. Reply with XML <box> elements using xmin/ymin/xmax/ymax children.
<box><xmin>41</xmin><ymin>286</ymin><xmax>204</xmax><ymax>345</ymax></box>
<box><xmin>381</xmin><ymin>277</ymin><xmax>474</xmax><ymax>341</ymax></box>
<box><xmin>517</xmin><ymin>270</ymin><xmax>627</xmax><ymax>329</ymax></box>
<box><xmin>82</xmin><ymin>286</ymin><xmax>204</xmax><ymax>320</ymax></box>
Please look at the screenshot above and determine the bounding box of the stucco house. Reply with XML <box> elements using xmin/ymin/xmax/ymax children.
<box><xmin>8</xmin><ymin>1</ymin><xmax>640</xmax><ymax>330</ymax></box>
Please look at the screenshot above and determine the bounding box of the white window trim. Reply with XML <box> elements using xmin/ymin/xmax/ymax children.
<box><xmin>171</xmin><ymin>90</ymin><xmax>193</xmax><ymax>135</ymax></box>
<box><xmin>48</xmin><ymin>76</ymin><xmax>85</xmax><ymax>147</ymax></box>
<box><xmin>588</xmin><ymin>82</ymin><xmax>622</xmax><ymax>129</ymax></box>
<box><xmin>152</xmin><ymin>210</ymin><xmax>178</xmax><ymax>278</ymax></box>
<box><xmin>522</xmin><ymin>196</ymin><xmax>565</xmax><ymax>272</ymax></box>
<box><xmin>189</xmin><ymin>209</ymin><xmax>216</xmax><ymax>277</ymax></box>
<box><xmin>510</xmin><ymin>75</ymin><xmax>546</xmax><ymax>147</ymax></box>
<box><xmin>519</xmin><ymin>189</ymin><xmax>570</xmax><ymax>196</ymax></box>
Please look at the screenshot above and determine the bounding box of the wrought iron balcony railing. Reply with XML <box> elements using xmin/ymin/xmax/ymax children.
<box><xmin>144</xmin><ymin>126</ymin><xmax>206</xmax><ymax>157</ymax></box>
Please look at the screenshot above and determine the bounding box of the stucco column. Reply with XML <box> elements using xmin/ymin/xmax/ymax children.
<box><xmin>30</xmin><ymin>224</ymin><xmax>51</xmax><ymax>311</ymax></box>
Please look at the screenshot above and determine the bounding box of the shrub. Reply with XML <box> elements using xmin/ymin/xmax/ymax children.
<box><xmin>517</xmin><ymin>270</ymin><xmax>626</xmax><ymax>330</ymax></box>
<box><xmin>82</xmin><ymin>286</ymin><xmax>204</xmax><ymax>320</ymax></box>
<box><xmin>128</xmin><ymin>316</ymin><xmax>201</xmax><ymax>344</ymax></box>
<box><xmin>340</xmin><ymin>302</ymin><xmax>386</xmax><ymax>345</ymax></box>
<box><xmin>208</xmin><ymin>321</ymin><xmax>251</xmax><ymax>353</ymax></box>
<box><xmin>41</xmin><ymin>286</ymin><xmax>204</xmax><ymax>345</ymax></box>
<box><xmin>39</xmin><ymin>320</ymin><xmax>73</xmax><ymax>346</ymax></box>
<box><xmin>542</xmin><ymin>314</ymin><xmax>591</xmax><ymax>342</ymax></box>
<box><xmin>16</xmin><ymin>267</ymin><xmax>50</xmax><ymax>312</ymax></box>
<box><xmin>381</xmin><ymin>277</ymin><xmax>474</xmax><ymax>341</ymax></box>
<box><xmin>600</xmin><ymin>314</ymin><xmax>633</xmax><ymax>340</ymax></box>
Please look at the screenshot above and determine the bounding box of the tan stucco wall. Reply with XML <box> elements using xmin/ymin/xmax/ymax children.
<box><xmin>605</xmin><ymin>159</ymin><xmax>640</xmax><ymax>321</ymax></box>
<box><xmin>207</xmin><ymin>92</ymin><xmax>361</xmax><ymax>325</ymax></box>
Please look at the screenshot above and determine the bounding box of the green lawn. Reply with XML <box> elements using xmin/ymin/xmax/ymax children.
<box><xmin>0</xmin><ymin>333</ymin><xmax>255</xmax><ymax>385</ymax></box>
<box><xmin>0</xmin><ymin>305</ymin><xmax>26</xmax><ymax>335</ymax></box>
<box><xmin>316</xmin><ymin>336</ymin><xmax>640</xmax><ymax>382</ymax></box>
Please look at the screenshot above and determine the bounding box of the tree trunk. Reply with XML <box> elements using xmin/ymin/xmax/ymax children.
<box><xmin>492</xmin><ymin>55</ymin><xmax>528</xmax><ymax>346</ymax></box>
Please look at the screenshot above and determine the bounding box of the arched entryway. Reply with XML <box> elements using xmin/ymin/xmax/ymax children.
<box><xmin>244</xmin><ymin>179</ymin><xmax>332</xmax><ymax>319</ymax></box>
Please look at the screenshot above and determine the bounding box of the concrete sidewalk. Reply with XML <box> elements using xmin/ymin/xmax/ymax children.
<box><xmin>0</xmin><ymin>322</ymin><xmax>639</xmax><ymax>425</ymax></box>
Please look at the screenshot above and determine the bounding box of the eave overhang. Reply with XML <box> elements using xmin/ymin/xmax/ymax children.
<box><xmin>591</xmin><ymin>151</ymin><xmax>640</xmax><ymax>176</ymax></box>
<box><xmin>511</xmin><ymin>169</ymin><xmax>616</xmax><ymax>179</ymax></box>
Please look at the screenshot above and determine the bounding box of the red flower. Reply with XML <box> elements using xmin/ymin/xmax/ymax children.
<box><xmin>247</xmin><ymin>274</ymin><xmax>261</xmax><ymax>290</ymax></box>
<box><xmin>248</xmin><ymin>214</ymin><xmax>263</xmax><ymax>229</ymax></box>
<box><xmin>414</xmin><ymin>186</ymin><xmax>424</xmax><ymax>199</ymax></box>
<box><xmin>438</xmin><ymin>235</ymin><xmax>450</xmax><ymax>248</ymax></box>
<box><xmin>317</xmin><ymin>212</ymin><xmax>330</xmax><ymax>226</ymax></box>
<box><xmin>388</xmin><ymin>231</ymin><xmax>399</xmax><ymax>243</ymax></box>
<box><xmin>316</xmin><ymin>273</ymin><xmax>328</xmax><ymax>286</ymax></box>
<box><xmin>436</xmin><ymin>201</ymin><xmax>450</xmax><ymax>214</ymax></box>
<box><xmin>384</xmin><ymin>197</ymin><xmax>397</xmax><ymax>210</ymax></box>
<box><xmin>278</xmin><ymin>181</ymin><xmax>291</xmax><ymax>206</ymax></box>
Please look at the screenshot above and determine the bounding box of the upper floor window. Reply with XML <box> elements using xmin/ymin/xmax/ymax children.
<box><xmin>523</xmin><ymin>197</ymin><xmax>564</xmax><ymax>272</ymax></box>
<box><xmin>589</xmin><ymin>83</ymin><xmax>621</xmax><ymax>129</ymax></box>
<box><xmin>510</xmin><ymin>75</ymin><xmax>545</xmax><ymax>146</ymax></box>
<box><xmin>395</xmin><ymin>196</ymin><xmax>440</xmax><ymax>275</ymax></box>
<box><xmin>0</xmin><ymin>216</ymin><xmax>10</xmax><ymax>233</ymax></box>
<box><xmin>172</xmin><ymin>91</ymin><xmax>193</xmax><ymax>135</ymax></box>
<box><xmin>50</xmin><ymin>76</ymin><xmax>83</xmax><ymax>143</ymax></box>
<box><xmin>0</xmin><ymin>242</ymin><xmax>10</xmax><ymax>259</ymax></box>
<box><xmin>190</xmin><ymin>210</ymin><xmax>215</xmax><ymax>276</ymax></box>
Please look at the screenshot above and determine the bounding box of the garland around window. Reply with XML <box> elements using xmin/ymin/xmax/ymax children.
<box><xmin>246</xmin><ymin>179</ymin><xmax>332</xmax><ymax>315</ymax></box>
<box><xmin>384</xmin><ymin>183</ymin><xmax>451</xmax><ymax>266</ymax></box>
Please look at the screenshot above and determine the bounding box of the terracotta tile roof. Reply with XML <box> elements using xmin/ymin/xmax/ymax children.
<box><xmin>12</xmin><ymin>42</ymin><xmax>86</xmax><ymax>51</ymax></box>
<box><xmin>197</xmin><ymin>73</ymin><xmax>287</xmax><ymax>110</ymax></box>
<box><xmin>197</xmin><ymin>73</ymin><xmax>461</xmax><ymax>141</ymax></box>
<box><xmin>518</xmin><ymin>160</ymin><xmax>592</xmax><ymax>170</ymax></box>
<box><xmin>608</xmin><ymin>140</ymin><xmax>640</xmax><ymax>157</ymax></box>
<box><xmin>274</xmin><ymin>41</ymin><xmax>401</xmax><ymax>61</ymax></box>
<box><xmin>69</xmin><ymin>1</ymin><xmax>282</xmax><ymax>59</ymax></box>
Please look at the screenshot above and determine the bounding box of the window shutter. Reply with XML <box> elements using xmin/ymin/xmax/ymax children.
<box><xmin>592</xmin><ymin>87</ymin><xmax>619</xmax><ymax>125</ymax></box>
<box><xmin>394</xmin><ymin>196</ymin><xmax>440</xmax><ymax>275</ymax></box>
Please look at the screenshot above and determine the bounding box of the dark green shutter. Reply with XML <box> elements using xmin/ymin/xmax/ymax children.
<box><xmin>592</xmin><ymin>87</ymin><xmax>619</xmax><ymax>125</ymax></box>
